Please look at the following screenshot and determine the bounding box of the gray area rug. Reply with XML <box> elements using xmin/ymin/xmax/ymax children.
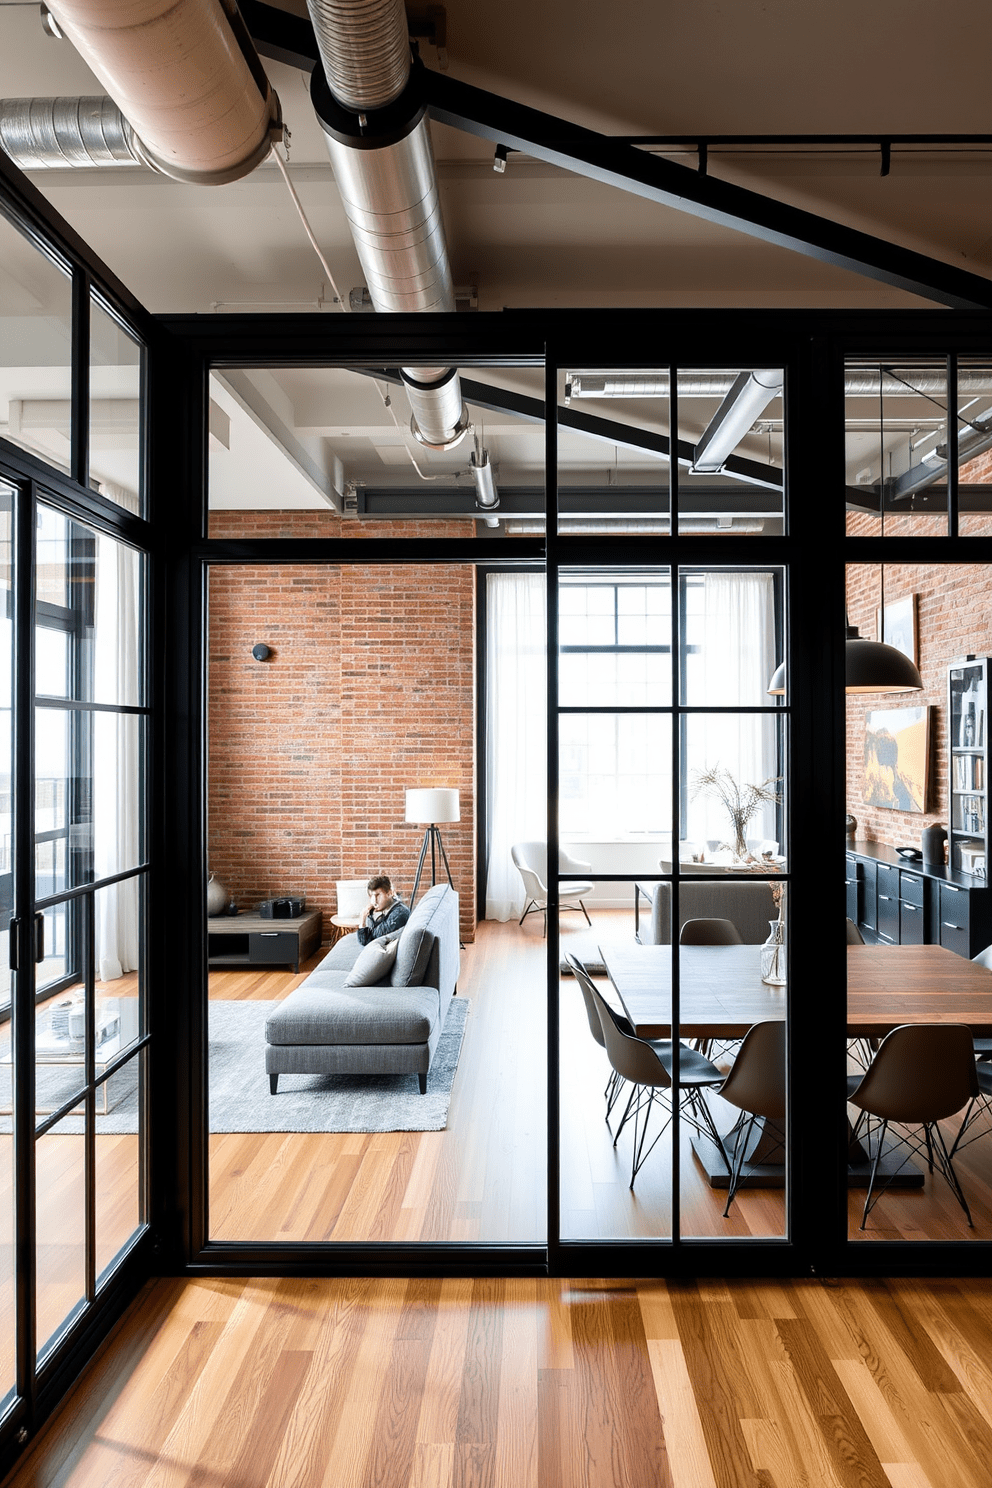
<box><xmin>10</xmin><ymin>996</ymin><xmax>468</xmax><ymax>1135</ymax></box>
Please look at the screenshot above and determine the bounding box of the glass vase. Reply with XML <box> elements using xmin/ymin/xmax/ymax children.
<box><xmin>760</xmin><ymin>918</ymin><xmax>787</xmax><ymax>984</ymax></box>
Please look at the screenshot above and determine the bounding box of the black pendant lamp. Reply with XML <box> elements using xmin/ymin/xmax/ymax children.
<box><xmin>767</xmin><ymin>632</ymin><xmax>923</xmax><ymax>696</ymax></box>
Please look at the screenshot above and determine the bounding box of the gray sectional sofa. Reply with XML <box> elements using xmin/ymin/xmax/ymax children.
<box><xmin>264</xmin><ymin>883</ymin><xmax>459</xmax><ymax>1095</ymax></box>
<box><xmin>635</xmin><ymin>877</ymin><xmax>777</xmax><ymax>944</ymax></box>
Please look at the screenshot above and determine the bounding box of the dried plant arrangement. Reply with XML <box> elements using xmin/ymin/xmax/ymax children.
<box><xmin>690</xmin><ymin>765</ymin><xmax>782</xmax><ymax>860</ymax></box>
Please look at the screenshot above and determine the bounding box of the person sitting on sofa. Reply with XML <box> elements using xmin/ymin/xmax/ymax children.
<box><xmin>356</xmin><ymin>874</ymin><xmax>410</xmax><ymax>945</ymax></box>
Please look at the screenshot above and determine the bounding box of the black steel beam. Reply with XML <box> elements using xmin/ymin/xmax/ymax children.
<box><xmin>361</xmin><ymin>368</ymin><xmax>783</xmax><ymax>490</ymax></box>
<box><xmin>238</xmin><ymin>0</ymin><xmax>319</xmax><ymax>69</ymax></box>
<box><xmin>846</xmin><ymin>482</ymin><xmax>992</xmax><ymax>513</ymax></box>
<box><xmin>421</xmin><ymin>70</ymin><xmax>992</xmax><ymax>310</ymax></box>
<box><xmin>357</xmin><ymin>484</ymin><xmax>782</xmax><ymax>519</ymax></box>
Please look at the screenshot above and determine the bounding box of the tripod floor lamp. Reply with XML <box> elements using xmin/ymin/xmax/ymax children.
<box><xmin>406</xmin><ymin>788</ymin><xmax>459</xmax><ymax>906</ymax></box>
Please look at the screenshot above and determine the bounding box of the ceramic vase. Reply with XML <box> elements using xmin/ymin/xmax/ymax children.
<box><xmin>206</xmin><ymin>872</ymin><xmax>227</xmax><ymax>917</ymax></box>
<box><xmin>760</xmin><ymin>918</ymin><xmax>787</xmax><ymax>985</ymax></box>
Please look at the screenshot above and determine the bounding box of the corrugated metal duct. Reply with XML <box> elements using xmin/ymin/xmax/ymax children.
<box><xmin>307</xmin><ymin>0</ymin><xmax>469</xmax><ymax>450</ymax></box>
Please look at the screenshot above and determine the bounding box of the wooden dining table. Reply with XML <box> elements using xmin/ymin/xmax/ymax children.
<box><xmin>599</xmin><ymin>941</ymin><xmax>992</xmax><ymax>1040</ymax></box>
<box><xmin>597</xmin><ymin>940</ymin><xmax>992</xmax><ymax>1189</ymax></box>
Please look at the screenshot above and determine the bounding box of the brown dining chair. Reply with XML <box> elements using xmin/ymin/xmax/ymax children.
<box><xmin>846</xmin><ymin>918</ymin><xmax>865</xmax><ymax>945</ymax></box>
<box><xmin>847</xmin><ymin>1023</ymin><xmax>978</xmax><ymax>1229</ymax></box>
<box><xmin>715</xmin><ymin>1020</ymin><xmax>787</xmax><ymax>1217</ymax></box>
<box><xmin>679</xmin><ymin>918</ymin><xmax>743</xmax><ymax>946</ymax></box>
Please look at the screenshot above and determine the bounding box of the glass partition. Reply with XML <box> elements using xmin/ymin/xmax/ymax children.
<box><xmin>558</xmin><ymin>564</ymin><xmax>788</xmax><ymax>1243</ymax></box>
<box><xmin>88</xmin><ymin>294</ymin><xmax>145</xmax><ymax>517</ymax></box>
<box><xmin>207</xmin><ymin>561</ymin><xmax>546</xmax><ymax>1246</ymax></box>
<box><xmin>957</xmin><ymin>361</ymin><xmax>992</xmax><ymax>537</ymax></box>
<box><xmin>845</xmin><ymin>562</ymin><xmax>992</xmax><ymax>1241</ymax></box>
<box><xmin>676</xmin><ymin>368</ymin><xmax>785</xmax><ymax>536</ymax></box>
<box><xmin>0</xmin><ymin>207</ymin><xmax>73</xmax><ymax>478</ymax></box>
<box><xmin>845</xmin><ymin>362</ymin><xmax>950</xmax><ymax>538</ymax></box>
<box><xmin>207</xmin><ymin>365</ymin><xmax>544</xmax><ymax>540</ymax></box>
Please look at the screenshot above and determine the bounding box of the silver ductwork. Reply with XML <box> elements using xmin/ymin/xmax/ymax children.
<box><xmin>307</xmin><ymin>0</ymin><xmax>468</xmax><ymax>450</ymax></box>
<box><xmin>569</xmin><ymin>371</ymin><xmax>992</xmax><ymax>400</ymax></box>
<box><xmin>40</xmin><ymin>0</ymin><xmax>281</xmax><ymax>185</ymax></box>
<box><xmin>305</xmin><ymin>0</ymin><xmax>410</xmax><ymax>112</ymax></box>
<box><xmin>0</xmin><ymin>97</ymin><xmax>139</xmax><ymax>169</ymax></box>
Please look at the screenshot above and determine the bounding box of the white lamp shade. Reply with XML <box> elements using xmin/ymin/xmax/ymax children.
<box><xmin>405</xmin><ymin>787</ymin><xmax>460</xmax><ymax>824</ymax></box>
<box><xmin>335</xmin><ymin>879</ymin><xmax>368</xmax><ymax>917</ymax></box>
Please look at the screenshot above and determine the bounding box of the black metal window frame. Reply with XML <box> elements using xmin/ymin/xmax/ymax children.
<box><xmin>156</xmin><ymin>318</ymin><xmax>992</xmax><ymax>1290</ymax></box>
<box><xmin>0</xmin><ymin>156</ymin><xmax>158</xmax><ymax>1478</ymax></box>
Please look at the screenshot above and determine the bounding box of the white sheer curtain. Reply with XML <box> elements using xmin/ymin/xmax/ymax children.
<box><xmin>685</xmin><ymin>571</ymin><xmax>779</xmax><ymax>846</ymax></box>
<box><xmin>93</xmin><ymin>536</ymin><xmax>141</xmax><ymax>981</ymax></box>
<box><xmin>485</xmin><ymin>573</ymin><xmax>547</xmax><ymax>920</ymax></box>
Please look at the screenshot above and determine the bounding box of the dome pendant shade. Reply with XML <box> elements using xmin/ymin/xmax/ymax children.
<box><xmin>766</xmin><ymin>630</ymin><xmax>925</xmax><ymax>696</ymax></box>
<box><xmin>844</xmin><ymin>627</ymin><xmax>924</xmax><ymax>694</ymax></box>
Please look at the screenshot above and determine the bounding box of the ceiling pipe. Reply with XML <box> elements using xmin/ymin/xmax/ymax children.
<box><xmin>470</xmin><ymin>444</ymin><xmax>500</xmax><ymax>527</ymax></box>
<box><xmin>691</xmin><ymin>369</ymin><xmax>784</xmax><ymax>473</ymax></box>
<box><xmin>39</xmin><ymin>0</ymin><xmax>281</xmax><ymax>185</ymax></box>
<box><xmin>568</xmin><ymin>371</ymin><xmax>992</xmax><ymax>400</ymax></box>
<box><xmin>307</xmin><ymin>0</ymin><xmax>469</xmax><ymax>451</ymax></box>
<box><xmin>0</xmin><ymin>97</ymin><xmax>140</xmax><ymax>169</ymax></box>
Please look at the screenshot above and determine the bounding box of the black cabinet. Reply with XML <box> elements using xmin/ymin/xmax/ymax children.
<box><xmin>848</xmin><ymin>842</ymin><xmax>992</xmax><ymax>957</ymax></box>
<box><xmin>938</xmin><ymin>880</ymin><xmax>971</xmax><ymax>957</ymax></box>
<box><xmin>845</xmin><ymin>854</ymin><xmax>861</xmax><ymax>925</ymax></box>
<box><xmin>875</xmin><ymin>862</ymin><xmax>900</xmax><ymax>944</ymax></box>
<box><xmin>898</xmin><ymin>871</ymin><xmax>926</xmax><ymax>945</ymax></box>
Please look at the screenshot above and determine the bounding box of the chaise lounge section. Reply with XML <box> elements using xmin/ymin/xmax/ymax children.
<box><xmin>264</xmin><ymin>884</ymin><xmax>459</xmax><ymax>1095</ymax></box>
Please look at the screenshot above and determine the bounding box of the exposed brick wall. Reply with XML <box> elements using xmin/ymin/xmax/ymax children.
<box><xmin>209</xmin><ymin>510</ymin><xmax>472</xmax><ymax>541</ymax></box>
<box><xmin>207</xmin><ymin>517</ymin><xmax>476</xmax><ymax>942</ymax></box>
<box><xmin>846</xmin><ymin>562</ymin><xmax>992</xmax><ymax>851</ymax></box>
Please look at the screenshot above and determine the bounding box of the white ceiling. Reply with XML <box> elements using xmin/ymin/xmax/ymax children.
<box><xmin>0</xmin><ymin>0</ymin><xmax>988</xmax><ymax>517</ymax></box>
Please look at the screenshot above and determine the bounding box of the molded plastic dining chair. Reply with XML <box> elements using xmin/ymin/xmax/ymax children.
<box><xmin>573</xmin><ymin>959</ymin><xmax>723</xmax><ymax>1186</ymax></box>
<box><xmin>511</xmin><ymin>841</ymin><xmax>593</xmax><ymax>935</ymax></box>
<box><xmin>563</xmin><ymin>950</ymin><xmax>630</xmax><ymax>1123</ymax></box>
<box><xmin>847</xmin><ymin>1023</ymin><xmax>978</xmax><ymax>1229</ymax></box>
<box><xmin>679</xmin><ymin>918</ymin><xmax>744</xmax><ymax>946</ymax></box>
<box><xmin>715</xmin><ymin>1020</ymin><xmax>787</xmax><ymax>1217</ymax></box>
<box><xmin>846</xmin><ymin>918</ymin><xmax>866</xmax><ymax>945</ymax></box>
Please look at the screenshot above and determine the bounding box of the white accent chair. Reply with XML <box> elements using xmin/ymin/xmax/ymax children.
<box><xmin>510</xmin><ymin>841</ymin><xmax>594</xmax><ymax>936</ymax></box>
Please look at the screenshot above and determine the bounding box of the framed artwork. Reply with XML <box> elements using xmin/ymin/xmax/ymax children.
<box><xmin>876</xmin><ymin>593</ymin><xmax>918</xmax><ymax>666</ymax></box>
<box><xmin>864</xmin><ymin>705</ymin><xmax>931</xmax><ymax>813</ymax></box>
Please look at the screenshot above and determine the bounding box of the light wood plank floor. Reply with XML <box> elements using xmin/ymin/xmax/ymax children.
<box><xmin>208</xmin><ymin>914</ymin><xmax>992</xmax><ymax>1245</ymax></box>
<box><xmin>13</xmin><ymin>1271</ymin><xmax>992</xmax><ymax>1488</ymax></box>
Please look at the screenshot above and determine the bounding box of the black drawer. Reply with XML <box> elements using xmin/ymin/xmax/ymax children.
<box><xmin>250</xmin><ymin>930</ymin><xmax>299</xmax><ymax>965</ymax></box>
<box><xmin>899</xmin><ymin>898</ymin><xmax>926</xmax><ymax>945</ymax></box>
<box><xmin>899</xmin><ymin>871</ymin><xmax>925</xmax><ymax>906</ymax></box>
<box><xmin>939</xmin><ymin>882</ymin><xmax>970</xmax><ymax>956</ymax></box>
<box><xmin>876</xmin><ymin>887</ymin><xmax>900</xmax><ymax>943</ymax></box>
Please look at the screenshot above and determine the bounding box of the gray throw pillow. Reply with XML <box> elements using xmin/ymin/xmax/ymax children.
<box><xmin>343</xmin><ymin>936</ymin><xmax>399</xmax><ymax>987</ymax></box>
<box><xmin>392</xmin><ymin>925</ymin><xmax>433</xmax><ymax>987</ymax></box>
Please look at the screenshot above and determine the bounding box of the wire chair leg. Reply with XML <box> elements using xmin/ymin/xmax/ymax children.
<box><xmin>611</xmin><ymin>1082</ymin><xmax>639</xmax><ymax>1145</ymax></box>
<box><xmin>929</xmin><ymin>1121</ymin><xmax>974</xmax><ymax>1227</ymax></box>
<box><xmin>860</xmin><ymin>1116</ymin><xmax>889</xmax><ymax>1229</ymax></box>
<box><xmin>722</xmin><ymin>1113</ymin><xmax>756</xmax><ymax>1218</ymax></box>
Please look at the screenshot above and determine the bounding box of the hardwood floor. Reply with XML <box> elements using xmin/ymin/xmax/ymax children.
<box><xmin>14</xmin><ymin>1271</ymin><xmax>992</xmax><ymax>1488</ymax></box>
<box><xmin>207</xmin><ymin>913</ymin><xmax>790</xmax><ymax>1243</ymax></box>
<box><xmin>204</xmin><ymin>914</ymin><xmax>992</xmax><ymax>1245</ymax></box>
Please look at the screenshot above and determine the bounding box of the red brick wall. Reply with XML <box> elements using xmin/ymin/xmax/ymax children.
<box><xmin>207</xmin><ymin>514</ymin><xmax>476</xmax><ymax>942</ymax></box>
<box><xmin>846</xmin><ymin>561</ymin><xmax>992</xmax><ymax>850</ymax></box>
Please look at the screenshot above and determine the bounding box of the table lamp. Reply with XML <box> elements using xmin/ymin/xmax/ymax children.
<box><xmin>406</xmin><ymin>787</ymin><xmax>459</xmax><ymax>905</ymax></box>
